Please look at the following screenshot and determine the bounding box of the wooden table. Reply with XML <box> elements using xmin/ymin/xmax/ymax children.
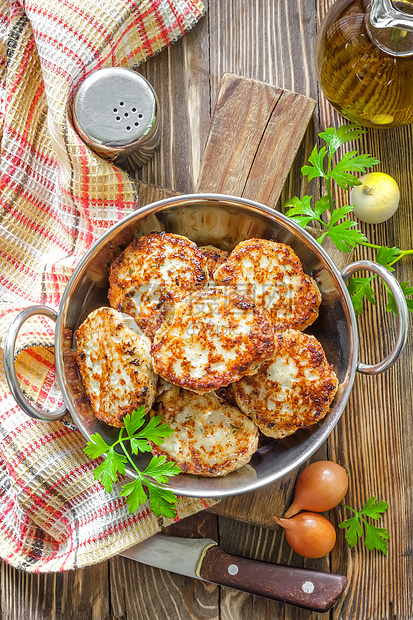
<box><xmin>2</xmin><ymin>1</ymin><xmax>412</xmax><ymax>618</ymax></box>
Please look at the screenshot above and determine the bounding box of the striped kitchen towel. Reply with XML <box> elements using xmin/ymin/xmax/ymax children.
<box><xmin>0</xmin><ymin>0</ymin><xmax>216</xmax><ymax>573</ymax></box>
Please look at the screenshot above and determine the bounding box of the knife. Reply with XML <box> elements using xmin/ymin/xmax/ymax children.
<box><xmin>121</xmin><ymin>534</ymin><xmax>347</xmax><ymax>612</ymax></box>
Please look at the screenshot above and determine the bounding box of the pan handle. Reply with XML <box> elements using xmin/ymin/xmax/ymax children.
<box><xmin>340</xmin><ymin>260</ymin><xmax>409</xmax><ymax>375</ymax></box>
<box><xmin>3</xmin><ymin>305</ymin><xmax>67</xmax><ymax>421</ymax></box>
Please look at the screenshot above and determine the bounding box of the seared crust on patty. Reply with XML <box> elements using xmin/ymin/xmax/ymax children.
<box><xmin>151</xmin><ymin>287</ymin><xmax>275</xmax><ymax>393</ymax></box>
<box><xmin>150</xmin><ymin>383</ymin><xmax>259</xmax><ymax>476</ymax></box>
<box><xmin>108</xmin><ymin>232</ymin><xmax>208</xmax><ymax>339</ymax></box>
<box><xmin>199</xmin><ymin>245</ymin><xmax>229</xmax><ymax>277</ymax></box>
<box><xmin>75</xmin><ymin>307</ymin><xmax>157</xmax><ymax>428</ymax></box>
<box><xmin>214</xmin><ymin>238</ymin><xmax>321</xmax><ymax>332</ymax></box>
<box><xmin>233</xmin><ymin>329</ymin><xmax>339</xmax><ymax>439</ymax></box>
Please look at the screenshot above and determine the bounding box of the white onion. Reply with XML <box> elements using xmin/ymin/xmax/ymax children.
<box><xmin>350</xmin><ymin>172</ymin><xmax>400</xmax><ymax>224</ymax></box>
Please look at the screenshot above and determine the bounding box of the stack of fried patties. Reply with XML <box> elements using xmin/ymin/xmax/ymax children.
<box><xmin>76</xmin><ymin>232</ymin><xmax>338</xmax><ymax>477</ymax></box>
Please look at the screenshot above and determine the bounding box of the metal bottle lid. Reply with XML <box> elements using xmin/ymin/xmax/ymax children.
<box><xmin>72</xmin><ymin>67</ymin><xmax>161</xmax><ymax>171</ymax></box>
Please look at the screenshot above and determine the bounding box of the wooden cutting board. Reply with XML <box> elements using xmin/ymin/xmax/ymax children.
<box><xmin>137</xmin><ymin>73</ymin><xmax>316</xmax><ymax>529</ymax></box>
<box><xmin>199</xmin><ymin>73</ymin><xmax>316</xmax><ymax>528</ymax></box>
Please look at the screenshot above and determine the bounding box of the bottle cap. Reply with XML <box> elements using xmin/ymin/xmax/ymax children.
<box><xmin>72</xmin><ymin>67</ymin><xmax>160</xmax><ymax>171</ymax></box>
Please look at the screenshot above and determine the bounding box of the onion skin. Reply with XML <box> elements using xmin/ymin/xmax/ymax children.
<box><xmin>284</xmin><ymin>460</ymin><xmax>348</xmax><ymax>518</ymax></box>
<box><xmin>350</xmin><ymin>172</ymin><xmax>400</xmax><ymax>224</ymax></box>
<box><xmin>274</xmin><ymin>512</ymin><xmax>336</xmax><ymax>559</ymax></box>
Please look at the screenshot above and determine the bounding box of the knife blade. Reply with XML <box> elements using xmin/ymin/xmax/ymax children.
<box><xmin>121</xmin><ymin>534</ymin><xmax>347</xmax><ymax>613</ymax></box>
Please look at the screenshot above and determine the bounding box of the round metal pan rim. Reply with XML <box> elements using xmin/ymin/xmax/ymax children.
<box><xmin>55</xmin><ymin>193</ymin><xmax>359</xmax><ymax>498</ymax></box>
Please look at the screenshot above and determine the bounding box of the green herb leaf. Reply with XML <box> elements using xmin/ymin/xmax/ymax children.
<box><xmin>284</xmin><ymin>195</ymin><xmax>317</xmax><ymax>229</ymax></box>
<box><xmin>364</xmin><ymin>524</ymin><xmax>390</xmax><ymax>555</ymax></box>
<box><xmin>331</xmin><ymin>151</ymin><xmax>381</xmax><ymax>189</ymax></box>
<box><xmin>147</xmin><ymin>484</ymin><xmax>180</xmax><ymax>519</ymax></box>
<box><xmin>375</xmin><ymin>246</ymin><xmax>401</xmax><ymax>270</ymax></box>
<box><xmin>325</xmin><ymin>218</ymin><xmax>368</xmax><ymax>252</ymax></box>
<box><xmin>129</xmin><ymin>437</ymin><xmax>154</xmax><ymax>454</ymax></box>
<box><xmin>301</xmin><ymin>145</ymin><xmax>328</xmax><ymax>181</ymax></box>
<box><xmin>83</xmin><ymin>406</ymin><xmax>181</xmax><ymax>518</ymax></box>
<box><xmin>135</xmin><ymin>414</ymin><xmax>175</xmax><ymax>444</ymax></box>
<box><xmin>385</xmin><ymin>281</ymin><xmax>413</xmax><ymax>315</ymax></box>
<box><xmin>284</xmin><ymin>195</ymin><xmax>331</xmax><ymax>230</ymax></box>
<box><xmin>319</xmin><ymin>124</ymin><xmax>366</xmax><ymax>155</ymax></box>
<box><xmin>144</xmin><ymin>455</ymin><xmax>182</xmax><ymax>484</ymax></box>
<box><xmin>347</xmin><ymin>276</ymin><xmax>377</xmax><ymax>314</ymax></box>
<box><xmin>313</xmin><ymin>194</ymin><xmax>331</xmax><ymax>218</ymax></box>
<box><xmin>338</xmin><ymin>514</ymin><xmax>364</xmax><ymax>548</ymax></box>
<box><xmin>359</xmin><ymin>496</ymin><xmax>389</xmax><ymax>520</ymax></box>
<box><xmin>83</xmin><ymin>433</ymin><xmax>111</xmax><ymax>459</ymax></box>
<box><xmin>120</xmin><ymin>478</ymin><xmax>148</xmax><ymax>514</ymax></box>
<box><xmin>123</xmin><ymin>407</ymin><xmax>146</xmax><ymax>437</ymax></box>
<box><xmin>93</xmin><ymin>447</ymin><xmax>127</xmax><ymax>493</ymax></box>
<box><xmin>339</xmin><ymin>497</ymin><xmax>390</xmax><ymax>555</ymax></box>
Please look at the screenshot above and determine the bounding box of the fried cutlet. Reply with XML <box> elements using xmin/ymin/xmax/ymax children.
<box><xmin>213</xmin><ymin>238</ymin><xmax>321</xmax><ymax>331</ymax></box>
<box><xmin>151</xmin><ymin>286</ymin><xmax>275</xmax><ymax>393</ymax></box>
<box><xmin>75</xmin><ymin>307</ymin><xmax>157</xmax><ymax>427</ymax></box>
<box><xmin>233</xmin><ymin>329</ymin><xmax>338</xmax><ymax>439</ymax></box>
<box><xmin>108</xmin><ymin>232</ymin><xmax>208</xmax><ymax>339</ymax></box>
<box><xmin>199</xmin><ymin>245</ymin><xmax>229</xmax><ymax>277</ymax></box>
<box><xmin>150</xmin><ymin>382</ymin><xmax>259</xmax><ymax>476</ymax></box>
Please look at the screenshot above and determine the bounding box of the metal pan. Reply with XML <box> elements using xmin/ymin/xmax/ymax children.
<box><xmin>3</xmin><ymin>194</ymin><xmax>409</xmax><ymax>497</ymax></box>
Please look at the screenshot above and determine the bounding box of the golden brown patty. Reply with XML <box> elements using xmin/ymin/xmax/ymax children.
<box><xmin>214</xmin><ymin>238</ymin><xmax>321</xmax><ymax>331</ymax></box>
<box><xmin>199</xmin><ymin>245</ymin><xmax>229</xmax><ymax>276</ymax></box>
<box><xmin>75</xmin><ymin>307</ymin><xmax>157</xmax><ymax>427</ymax></box>
<box><xmin>151</xmin><ymin>287</ymin><xmax>275</xmax><ymax>393</ymax></box>
<box><xmin>108</xmin><ymin>232</ymin><xmax>208</xmax><ymax>339</ymax></box>
<box><xmin>150</xmin><ymin>382</ymin><xmax>259</xmax><ymax>476</ymax></box>
<box><xmin>215</xmin><ymin>384</ymin><xmax>238</xmax><ymax>407</ymax></box>
<box><xmin>233</xmin><ymin>329</ymin><xmax>339</xmax><ymax>439</ymax></box>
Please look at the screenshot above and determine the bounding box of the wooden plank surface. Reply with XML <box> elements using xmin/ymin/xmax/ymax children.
<box><xmin>196</xmin><ymin>72</ymin><xmax>316</xmax><ymax>528</ymax></box>
<box><xmin>197</xmin><ymin>73</ymin><xmax>315</xmax><ymax>207</ymax></box>
<box><xmin>2</xmin><ymin>0</ymin><xmax>413</xmax><ymax>619</ymax></box>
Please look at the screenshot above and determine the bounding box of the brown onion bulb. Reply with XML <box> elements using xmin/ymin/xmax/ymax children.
<box><xmin>274</xmin><ymin>512</ymin><xmax>336</xmax><ymax>558</ymax></box>
<box><xmin>284</xmin><ymin>461</ymin><xmax>348</xmax><ymax>518</ymax></box>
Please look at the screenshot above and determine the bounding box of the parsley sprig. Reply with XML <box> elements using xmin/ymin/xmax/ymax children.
<box><xmin>338</xmin><ymin>496</ymin><xmax>390</xmax><ymax>555</ymax></box>
<box><xmin>283</xmin><ymin>124</ymin><xmax>413</xmax><ymax>315</ymax></box>
<box><xmin>84</xmin><ymin>406</ymin><xmax>181</xmax><ymax>518</ymax></box>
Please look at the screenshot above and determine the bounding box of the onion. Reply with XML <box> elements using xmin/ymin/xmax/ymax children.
<box><xmin>274</xmin><ymin>512</ymin><xmax>336</xmax><ymax>559</ymax></box>
<box><xmin>284</xmin><ymin>460</ymin><xmax>348</xmax><ymax>518</ymax></box>
<box><xmin>350</xmin><ymin>172</ymin><xmax>400</xmax><ymax>224</ymax></box>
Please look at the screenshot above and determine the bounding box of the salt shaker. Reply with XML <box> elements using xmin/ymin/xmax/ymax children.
<box><xmin>72</xmin><ymin>67</ymin><xmax>161</xmax><ymax>171</ymax></box>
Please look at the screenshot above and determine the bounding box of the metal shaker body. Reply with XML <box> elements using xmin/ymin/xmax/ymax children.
<box><xmin>72</xmin><ymin>67</ymin><xmax>161</xmax><ymax>171</ymax></box>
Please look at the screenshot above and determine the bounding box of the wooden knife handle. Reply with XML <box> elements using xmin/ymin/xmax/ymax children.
<box><xmin>199</xmin><ymin>546</ymin><xmax>347</xmax><ymax>613</ymax></box>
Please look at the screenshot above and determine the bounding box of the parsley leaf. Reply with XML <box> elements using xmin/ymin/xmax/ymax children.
<box><xmin>284</xmin><ymin>195</ymin><xmax>318</xmax><ymax>228</ymax></box>
<box><xmin>83</xmin><ymin>433</ymin><xmax>111</xmax><ymax>459</ymax></box>
<box><xmin>347</xmin><ymin>276</ymin><xmax>377</xmax><ymax>314</ymax></box>
<box><xmin>285</xmin><ymin>197</ymin><xmax>367</xmax><ymax>252</ymax></box>
<box><xmin>84</xmin><ymin>406</ymin><xmax>181</xmax><ymax>518</ymax></box>
<box><xmin>123</xmin><ymin>408</ymin><xmax>146</xmax><ymax>436</ymax></box>
<box><xmin>385</xmin><ymin>281</ymin><xmax>413</xmax><ymax>315</ymax></box>
<box><xmin>144</xmin><ymin>455</ymin><xmax>181</xmax><ymax>484</ymax></box>
<box><xmin>147</xmin><ymin>484</ymin><xmax>180</xmax><ymax>519</ymax></box>
<box><xmin>301</xmin><ymin>145</ymin><xmax>328</xmax><ymax>181</ymax></box>
<box><xmin>93</xmin><ymin>447</ymin><xmax>127</xmax><ymax>493</ymax></box>
<box><xmin>136</xmin><ymin>414</ymin><xmax>175</xmax><ymax>444</ymax></box>
<box><xmin>120</xmin><ymin>478</ymin><xmax>148</xmax><ymax>513</ymax></box>
<box><xmin>323</xmin><ymin>211</ymin><xmax>368</xmax><ymax>252</ymax></box>
<box><xmin>319</xmin><ymin>124</ymin><xmax>366</xmax><ymax>155</ymax></box>
<box><xmin>331</xmin><ymin>151</ymin><xmax>381</xmax><ymax>189</ymax></box>
<box><xmin>339</xmin><ymin>496</ymin><xmax>390</xmax><ymax>555</ymax></box>
<box><xmin>375</xmin><ymin>246</ymin><xmax>401</xmax><ymax>271</ymax></box>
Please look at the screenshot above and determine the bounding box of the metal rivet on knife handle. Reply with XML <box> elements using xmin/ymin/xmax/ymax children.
<box><xmin>198</xmin><ymin>545</ymin><xmax>348</xmax><ymax>613</ymax></box>
<box><xmin>120</xmin><ymin>534</ymin><xmax>348</xmax><ymax>613</ymax></box>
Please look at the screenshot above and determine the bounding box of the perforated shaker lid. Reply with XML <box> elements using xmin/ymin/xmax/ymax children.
<box><xmin>72</xmin><ymin>67</ymin><xmax>158</xmax><ymax>152</ymax></box>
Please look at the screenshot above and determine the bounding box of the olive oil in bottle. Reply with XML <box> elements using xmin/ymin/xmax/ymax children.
<box><xmin>315</xmin><ymin>0</ymin><xmax>413</xmax><ymax>128</ymax></box>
